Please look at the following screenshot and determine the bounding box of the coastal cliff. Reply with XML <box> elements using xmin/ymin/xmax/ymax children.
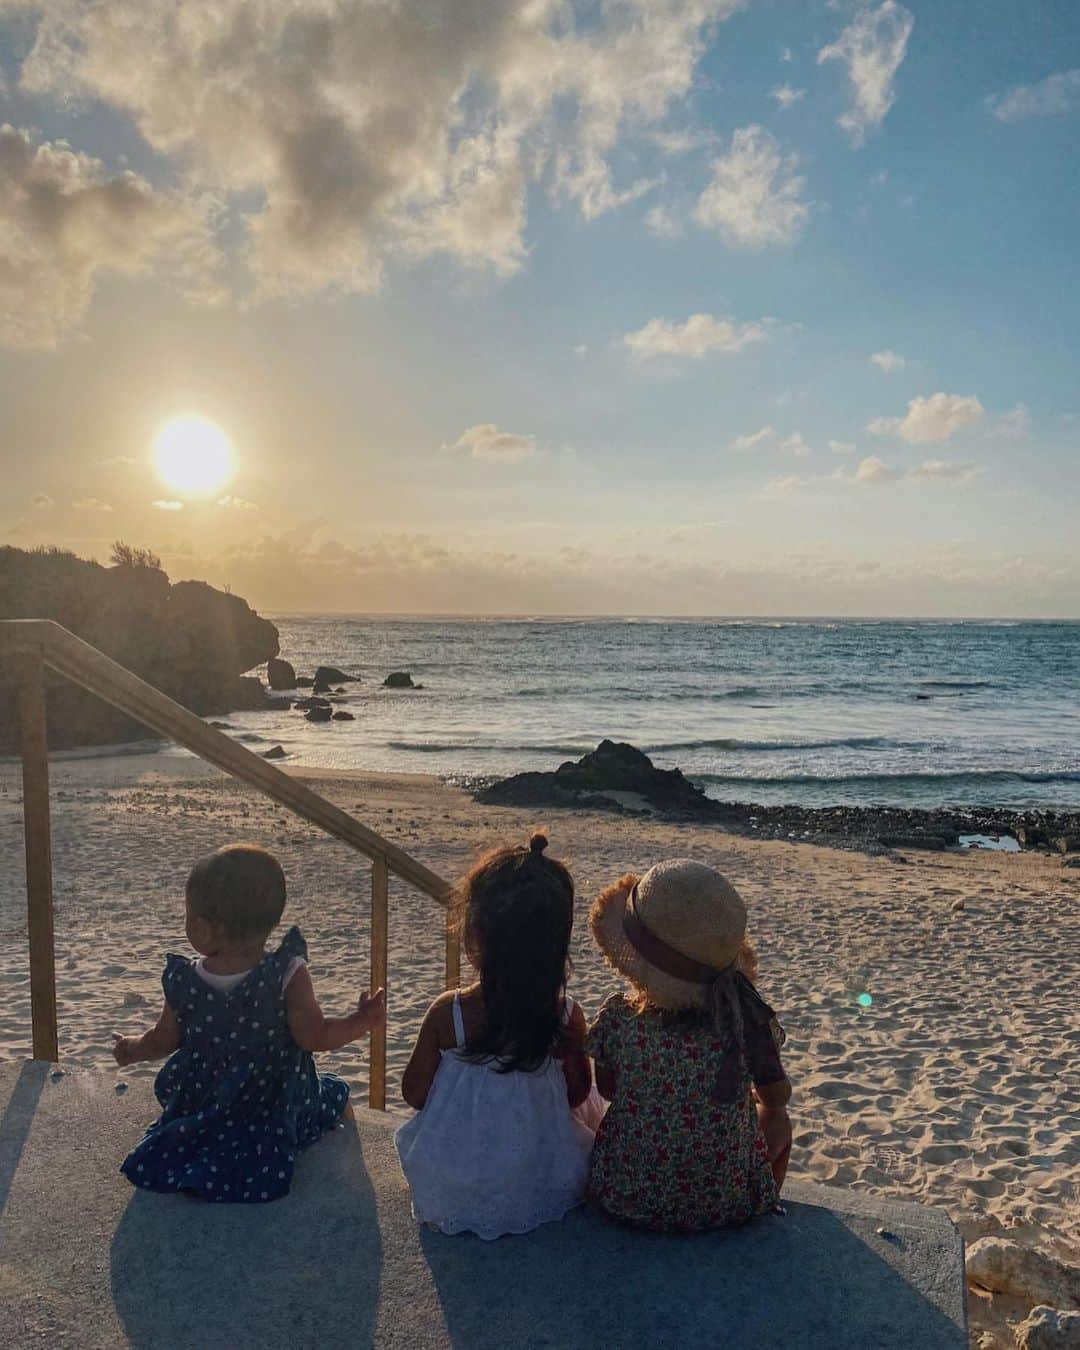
<box><xmin>0</xmin><ymin>545</ymin><xmax>280</xmax><ymax>750</ymax></box>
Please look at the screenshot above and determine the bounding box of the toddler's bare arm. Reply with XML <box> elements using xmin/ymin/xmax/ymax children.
<box><xmin>113</xmin><ymin>1000</ymin><xmax>180</xmax><ymax>1066</ymax></box>
<box><xmin>285</xmin><ymin>964</ymin><xmax>385</xmax><ymax>1053</ymax></box>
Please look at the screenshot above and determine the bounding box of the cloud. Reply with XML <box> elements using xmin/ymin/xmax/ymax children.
<box><xmin>624</xmin><ymin>311</ymin><xmax>771</xmax><ymax>360</ymax></box>
<box><xmin>764</xmin><ymin>474</ymin><xmax>804</xmax><ymax>495</ymax></box>
<box><xmin>693</xmin><ymin>125</ymin><xmax>809</xmax><ymax>247</ymax></box>
<box><xmin>644</xmin><ymin>204</ymin><xmax>683</xmax><ymax>237</ymax></box>
<box><xmin>217</xmin><ymin>495</ymin><xmax>259</xmax><ymax>511</ymax></box>
<box><xmin>31</xmin><ymin>493</ymin><xmax>54</xmax><ymax>509</ymax></box>
<box><xmin>72</xmin><ymin>497</ymin><xmax>113</xmax><ymax>512</ymax></box>
<box><xmin>729</xmin><ymin>424</ymin><xmax>774</xmax><ymax>452</ymax></box>
<box><xmin>778</xmin><ymin>431</ymin><xmax>811</xmax><ymax>456</ymax></box>
<box><xmin>151</xmin><ymin>499</ymin><xmax>184</xmax><ymax>511</ymax></box>
<box><xmin>870</xmin><ymin>349</ymin><xmax>905</xmax><ymax>372</ymax></box>
<box><xmin>828</xmin><ymin>439</ymin><xmax>856</xmax><ymax>454</ymax></box>
<box><xmin>446</xmin><ymin>423</ymin><xmax>536</xmax><ymax>460</ymax></box>
<box><xmin>818</xmin><ymin>2</ymin><xmax>914</xmax><ymax>146</ymax></box>
<box><xmin>988</xmin><ymin>70</ymin><xmax>1080</xmax><ymax>122</ymax></box>
<box><xmin>909</xmin><ymin>459</ymin><xmax>979</xmax><ymax>482</ymax></box>
<box><xmin>843</xmin><ymin>456</ymin><xmax>979</xmax><ymax>485</ymax></box>
<box><xmin>992</xmin><ymin>404</ymin><xmax>1029</xmax><ymax>439</ymax></box>
<box><xmin>772</xmin><ymin>85</ymin><xmax>806</xmax><ymax>110</ymax></box>
<box><xmin>0</xmin><ymin>124</ymin><xmax>220</xmax><ymax>348</ymax></box>
<box><xmin>11</xmin><ymin>0</ymin><xmax>745</xmax><ymax>302</ymax></box>
<box><xmin>867</xmin><ymin>392</ymin><xmax>984</xmax><ymax>443</ymax></box>
<box><xmin>853</xmin><ymin>455</ymin><xmax>899</xmax><ymax>484</ymax></box>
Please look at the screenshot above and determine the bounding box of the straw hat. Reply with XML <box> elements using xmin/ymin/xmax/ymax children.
<box><xmin>590</xmin><ymin>859</ymin><xmax>747</xmax><ymax>1011</ymax></box>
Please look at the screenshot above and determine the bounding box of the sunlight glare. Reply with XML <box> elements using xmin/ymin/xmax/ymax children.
<box><xmin>153</xmin><ymin>416</ymin><xmax>234</xmax><ymax>497</ymax></box>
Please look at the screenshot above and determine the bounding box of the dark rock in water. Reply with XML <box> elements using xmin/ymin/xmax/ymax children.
<box><xmin>480</xmin><ymin>740</ymin><xmax>728</xmax><ymax>818</ymax></box>
<box><xmin>383</xmin><ymin>671</ymin><xmax>416</xmax><ymax>689</ymax></box>
<box><xmin>262</xmin><ymin>744</ymin><xmax>287</xmax><ymax>759</ymax></box>
<box><xmin>295</xmin><ymin>677</ymin><xmax>315</xmax><ymax>688</ymax></box>
<box><xmin>267</xmin><ymin>657</ymin><xmax>296</xmax><ymax>690</ymax></box>
<box><xmin>312</xmin><ymin>676</ymin><xmax>332</xmax><ymax>695</ymax></box>
<box><xmin>315</xmin><ymin>665</ymin><xmax>359</xmax><ymax>685</ymax></box>
<box><xmin>915</xmin><ymin>693</ymin><xmax>932</xmax><ymax>701</ymax></box>
<box><xmin>334</xmin><ymin>686</ymin><xmax>346</xmax><ymax>693</ymax></box>
<box><xmin>209</xmin><ymin>721</ymin><xmax>232</xmax><ymax>730</ymax></box>
<box><xmin>332</xmin><ymin>710</ymin><xmax>355</xmax><ymax>721</ymax></box>
<box><xmin>304</xmin><ymin>705</ymin><xmax>333</xmax><ymax>723</ymax></box>
<box><xmin>0</xmin><ymin>546</ymin><xmax>280</xmax><ymax>751</ymax></box>
<box><xmin>293</xmin><ymin>696</ymin><xmax>330</xmax><ymax>711</ymax></box>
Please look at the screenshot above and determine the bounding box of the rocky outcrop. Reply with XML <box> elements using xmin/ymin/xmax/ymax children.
<box><xmin>332</xmin><ymin>710</ymin><xmax>355</xmax><ymax>721</ymax></box>
<box><xmin>0</xmin><ymin>546</ymin><xmax>279</xmax><ymax>751</ymax></box>
<box><xmin>266</xmin><ymin>658</ymin><xmax>296</xmax><ymax>690</ymax></box>
<box><xmin>1015</xmin><ymin>1307</ymin><xmax>1080</xmax><ymax>1349</ymax></box>
<box><xmin>314</xmin><ymin>665</ymin><xmax>358</xmax><ymax>685</ymax></box>
<box><xmin>305</xmin><ymin>705</ymin><xmax>333</xmax><ymax>723</ymax></box>
<box><xmin>966</xmin><ymin>1237</ymin><xmax>1080</xmax><ymax>1310</ymax></box>
<box><xmin>480</xmin><ymin>740</ymin><xmax>730</xmax><ymax>818</ymax></box>
<box><xmin>383</xmin><ymin>671</ymin><xmax>415</xmax><ymax>689</ymax></box>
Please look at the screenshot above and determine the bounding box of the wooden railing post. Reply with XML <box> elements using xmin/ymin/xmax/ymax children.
<box><xmin>369</xmin><ymin>856</ymin><xmax>389</xmax><ymax>1110</ymax></box>
<box><xmin>17</xmin><ymin>650</ymin><xmax>59</xmax><ymax>1062</ymax></box>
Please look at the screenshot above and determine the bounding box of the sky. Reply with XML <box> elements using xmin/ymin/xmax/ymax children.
<box><xmin>1</xmin><ymin>0</ymin><xmax>1078</xmax><ymax>617</ymax></box>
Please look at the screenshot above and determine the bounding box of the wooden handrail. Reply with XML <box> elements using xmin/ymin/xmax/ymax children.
<box><xmin>1</xmin><ymin>618</ymin><xmax>461</xmax><ymax>1106</ymax></box>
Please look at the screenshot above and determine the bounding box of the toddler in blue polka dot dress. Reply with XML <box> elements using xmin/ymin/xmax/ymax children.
<box><xmin>113</xmin><ymin>843</ymin><xmax>385</xmax><ymax>1203</ymax></box>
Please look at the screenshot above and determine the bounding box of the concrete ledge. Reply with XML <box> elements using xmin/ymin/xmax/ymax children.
<box><xmin>0</xmin><ymin>1061</ymin><xmax>967</xmax><ymax>1348</ymax></box>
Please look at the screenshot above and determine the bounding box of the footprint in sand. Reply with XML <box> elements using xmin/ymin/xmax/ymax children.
<box><xmin>920</xmin><ymin>1143</ymin><xmax>970</xmax><ymax>1164</ymax></box>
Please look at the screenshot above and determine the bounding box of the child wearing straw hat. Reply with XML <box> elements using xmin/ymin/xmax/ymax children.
<box><xmin>585</xmin><ymin>859</ymin><xmax>791</xmax><ymax>1232</ymax></box>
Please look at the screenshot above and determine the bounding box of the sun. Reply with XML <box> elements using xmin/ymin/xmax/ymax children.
<box><xmin>152</xmin><ymin>416</ymin><xmax>234</xmax><ymax>497</ymax></box>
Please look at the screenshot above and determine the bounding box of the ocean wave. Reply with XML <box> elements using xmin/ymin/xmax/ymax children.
<box><xmin>646</xmin><ymin>736</ymin><xmax>899</xmax><ymax>754</ymax></box>
<box><xmin>695</xmin><ymin>769</ymin><xmax>1080</xmax><ymax>788</ymax></box>
<box><xmin>385</xmin><ymin>739</ymin><xmax>591</xmax><ymax>756</ymax></box>
<box><xmin>917</xmin><ymin>680</ymin><xmax>993</xmax><ymax>691</ymax></box>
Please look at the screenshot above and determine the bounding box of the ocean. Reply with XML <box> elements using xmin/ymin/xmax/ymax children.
<box><xmin>206</xmin><ymin>616</ymin><xmax>1080</xmax><ymax>813</ymax></box>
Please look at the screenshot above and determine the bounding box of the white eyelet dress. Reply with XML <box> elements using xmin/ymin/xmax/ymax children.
<box><xmin>394</xmin><ymin>994</ymin><xmax>595</xmax><ymax>1240</ymax></box>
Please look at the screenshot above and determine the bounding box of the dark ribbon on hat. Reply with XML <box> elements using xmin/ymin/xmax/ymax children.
<box><xmin>621</xmin><ymin>885</ymin><xmax>723</xmax><ymax>985</ymax></box>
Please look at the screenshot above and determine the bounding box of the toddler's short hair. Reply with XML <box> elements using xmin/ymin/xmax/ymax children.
<box><xmin>186</xmin><ymin>844</ymin><xmax>286</xmax><ymax>940</ymax></box>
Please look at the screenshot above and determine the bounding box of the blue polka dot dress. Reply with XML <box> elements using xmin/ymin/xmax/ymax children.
<box><xmin>120</xmin><ymin>926</ymin><xmax>349</xmax><ymax>1203</ymax></box>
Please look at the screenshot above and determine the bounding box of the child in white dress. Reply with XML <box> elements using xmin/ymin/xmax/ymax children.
<box><xmin>395</xmin><ymin>833</ymin><xmax>595</xmax><ymax>1239</ymax></box>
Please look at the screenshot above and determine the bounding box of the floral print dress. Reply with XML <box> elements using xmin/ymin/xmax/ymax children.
<box><xmin>120</xmin><ymin>927</ymin><xmax>348</xmax><ymax>1203</ymax></box>
<box><xmin>585</xmin><ymin>978</ymin><xmax>785</xmax><ymax>1231</ymax></box>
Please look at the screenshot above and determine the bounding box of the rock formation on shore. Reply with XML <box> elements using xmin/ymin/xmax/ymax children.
<box><xmin>0</xmin><ymin>545</ymin><xmax>280</xmax><ymax>751</ymax></box>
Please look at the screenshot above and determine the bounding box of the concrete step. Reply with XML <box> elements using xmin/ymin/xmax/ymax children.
<box><xmin>0</xmin><ymin>1061</ymin><xmax>967</xmax><ymax>1348</ymax></box>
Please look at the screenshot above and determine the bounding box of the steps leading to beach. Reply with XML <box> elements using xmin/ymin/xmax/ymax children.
<box><xmin>0</xmin><ymin>1061</ymin><xmax>967</xmax><ymax>1348</ymax></box>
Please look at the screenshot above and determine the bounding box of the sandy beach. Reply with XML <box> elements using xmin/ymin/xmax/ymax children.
<box><xmin>1</xmin><ymin>753</ymin><xmax>1077</xmax><ymax>1345</ymax></box>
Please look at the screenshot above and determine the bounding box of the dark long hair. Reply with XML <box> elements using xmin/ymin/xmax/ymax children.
<box><xmin>456</xmin><ymin>832</ymin><xmax>575</xmax><ymax>1073</ymax></box>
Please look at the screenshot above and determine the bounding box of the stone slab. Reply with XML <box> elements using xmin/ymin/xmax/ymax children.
<box><xmin>0</xmin><ymin>1061</ymin><xmax>967</xmax><ymax>1348</ymax></box>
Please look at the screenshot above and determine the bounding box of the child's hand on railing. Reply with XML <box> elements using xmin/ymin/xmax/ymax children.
<box><xmin>355</xmin><ymin>987</ymin><xmax>386</xmax><ymax>1034</ymax></box>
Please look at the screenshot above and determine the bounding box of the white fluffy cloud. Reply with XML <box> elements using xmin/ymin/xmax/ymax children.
<box><xmin>447</xmin><ymin>424</ymin><xmax>536</xmax><ymax>460</ymax></box>
<box><xmin>693</xmin><ymin>126</ymin><xmax>809</xmax><ymax>247</ymax></box>
<box><xmin>847</xmin><ymin>456</ymin><xmax>978</xmax><ymax>485</ymax></box>
<box><xmin>624</xmin><ymin>312</ymin><xmax>771</xmax><ymax>360</ymax></box>
<box><xmin>818</xmin><ymin>2</ymin><xmax>914</xmax><ymax>146</ymax></box>
<box><xmin>853</xmin><ymin>455</ymin><xmax>899</xmax><ymax>484</ymax></box>
<box><xmin>828</xmin><ymin>439</ymin><xmax>856</xmax><ymax>454</ymax></box>
<box><xmin>0</xmin><ymin>124</ymin><xmax>219</xmax><ymax>348</ymax></box>
<box><xmin>988</xmin><ymin>70</ymin><xmax>1080</xmax><ymax>122</ymax></box>
<box><xmin>778</xmin><ymin>431</ymin><xmax>811</xmax><ymax>456</ymax></box>
<box><xmin>729</xmin><ymin>424</ymin><xmax>774</xmax><ymax>452</ymax></box>
<box><xmin>867</xmin><ymin>392</ymin><xmax>984</xmax><ymax>443</ymax></box>
<box><xmin>772</xmin><ymin>85</ymin><xmax>806</xmax><ymax>110</ymax></box>
<box><xmin>870</xmin><ymin>349</ymin><xmax>905</xmax><ymax>372</ymax></box>
<box><xmin>9</xmin><ymin>0</ymin><xmax>744</xmax><ymax>306</ymax></box>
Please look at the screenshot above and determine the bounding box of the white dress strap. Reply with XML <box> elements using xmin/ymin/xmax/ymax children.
<box><xmin>562</xmin><ymin>996</ymin><xmax>576</xmax><ymax>1025</ymax></box>
<box><xmin>451</xmin><ymin>993</ymin><xmax>466</xmax><ymax>1048</ymax></box>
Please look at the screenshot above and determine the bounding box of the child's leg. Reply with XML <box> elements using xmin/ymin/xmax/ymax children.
<box><xmin>342</xmin><ymin>1101</ymin><xmax>355</xmax><ymax>1121</ymax></box>
<box><xmin>770</xmin><ymin>1141</ymin><xmax>791</xmax><ymax>1188</ymax></box>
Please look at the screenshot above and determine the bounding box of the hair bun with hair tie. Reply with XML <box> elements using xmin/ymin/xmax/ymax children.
<box><xmin>528</xmin><ymin>832</ymin><xmax>549</xmax><ymax>856</ymax></box>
